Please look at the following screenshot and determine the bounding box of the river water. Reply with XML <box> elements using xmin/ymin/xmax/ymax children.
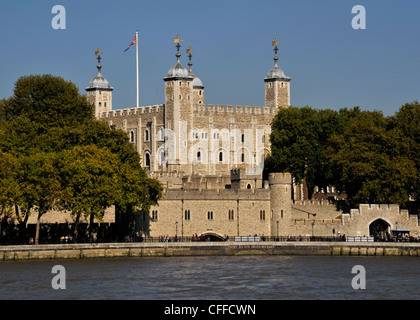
<box><xmin>0</xmin><ymin>255</ymin><xmax>419</xmax><ymax>300</ymax></box>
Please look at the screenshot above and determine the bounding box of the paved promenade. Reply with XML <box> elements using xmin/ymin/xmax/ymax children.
<box><xmin>1</xmin><ymin>241</ymin><xmax>420</xmax><ymax>261</ymax></box>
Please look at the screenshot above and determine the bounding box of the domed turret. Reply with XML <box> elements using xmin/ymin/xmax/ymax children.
<box><xmin>166</xmin><ymin>59</ymin><xmax>190</xmax><ymax>79</ymax></box>
<box><xmin>86</xmin><ymin>51</ymin><xmax>113</xmax><ymax>91</ymax></box>
<box><xmin>264</xmin><ymin>38</ymin><xmax>291</xmax><ymax>110</ymax></box>
<box><xmin>85</xmin><ymin>49</ymin><xmax>113</xmax><ymax>118</ymax></box>
<box><xmin>164</xmin><ymin>37</ymin><xmax>192</xmax><ymax>81</ymax></box>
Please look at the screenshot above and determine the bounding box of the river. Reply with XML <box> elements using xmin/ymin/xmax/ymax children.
<box><xmin>0</xmin><ymin>255</ymin><xmax>419</xmax><ymax>300</ymax></box>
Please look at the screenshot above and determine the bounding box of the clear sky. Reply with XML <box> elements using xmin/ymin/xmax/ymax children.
<box><xmin>0</xmin><ymin>0</ymin><xmax>419</xmax><ymax>116</ymax></box>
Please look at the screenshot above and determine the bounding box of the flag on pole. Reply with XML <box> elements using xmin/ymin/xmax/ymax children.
<box><xmin>123</xmin><ymin>34</ymin><xmax>137</xmax><ymax>53</ymax></box>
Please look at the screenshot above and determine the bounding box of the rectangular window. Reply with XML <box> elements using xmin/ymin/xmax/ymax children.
<box><xmin>207</xmin><ymin>211</ymin><xmax>213</xmax><ymax>220</ymax></box>
<box><xmin>152</xmin><ymin>210</ymin><xmax>158</xmax><ymax>221</ymax></box>
<box><xmin>228</xmin><ymin>210</ymin><xmax>234</xmax><ymax>220</ymax></box>
<box><xmin>184</xmin><ymin>210</ymin><xmax>190</xmax><ymax>220</ymax></box>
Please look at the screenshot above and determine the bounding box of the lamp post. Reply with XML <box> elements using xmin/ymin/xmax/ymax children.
<box><xmin>310</xmin><ymin>214</ymin><xmax>316</xmax><ymax>240</ymax></box>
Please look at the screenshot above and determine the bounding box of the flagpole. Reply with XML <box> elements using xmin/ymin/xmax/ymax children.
<box><xmin>136</xmin><ymin>31</ymin><xmax>139</xmax><ymax>108</ymax></box>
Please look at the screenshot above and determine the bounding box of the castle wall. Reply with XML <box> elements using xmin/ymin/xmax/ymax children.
<box><xmin>20</xmin><ymin>188</ymin><xmax>420</xmax><ymax>239</ymax></box>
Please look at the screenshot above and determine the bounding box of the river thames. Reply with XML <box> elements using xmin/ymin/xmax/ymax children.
<box><xmin>0</xmin><ymin>255</ymin><xmax>419</xmax><ymax>300</ymax></box>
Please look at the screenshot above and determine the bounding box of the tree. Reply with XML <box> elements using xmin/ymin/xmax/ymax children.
<box><xmin>265</xmin><ymin>106</ymin><xmax>354</xmax><ymax>198</ymax></box>
<box><xmin>388</xmin><ymin>102</ymin><xmax>420</xmax><ymax>205</ymax></box>
<box><xmin>14</xmin><ymin>153</ymin><xmax>62</xmax><ymax>244</ymax></box>
<box><xmin>326</xmin><ymin>110</ymin><xmax>417</xmax><ymax>207</ymax></box>
<box><xmin>1</xmin><ymin>74</ymin><xmax>93</xmax><ymax>130</ymax></box>
<box><xmin>0</xmin><ymin>74</ymin><xmax>163</xmax><ymax>243</ymax></box>
<box><xmin>58</xmin><ymin>145</ymin><xmax>119</xmax><ymax>241</ymax></box>
<box><xmin>0</xmin><ymin>152</ymin><xmax>19</xmax><ymax>242</ymax></box>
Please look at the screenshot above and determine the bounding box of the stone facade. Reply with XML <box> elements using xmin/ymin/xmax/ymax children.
<box><xmin>35</xmin><ymin>37</ymin><xmax>417</xmax><ymax>241</ymax></box>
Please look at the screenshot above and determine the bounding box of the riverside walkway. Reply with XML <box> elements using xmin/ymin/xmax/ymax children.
<box><xmin>1</xmin><ymin>241</ymin><xmax>420</xmax><ymax>261</ymax></box>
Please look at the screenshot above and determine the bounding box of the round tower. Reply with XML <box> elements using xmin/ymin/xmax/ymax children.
<box><xmin>86</xmin><ymin>48</ymin><xmax>114</xmax><ymax>119</ymax></box>
<box><xmin>264</xmin><ymin>38</ymin><xmax>291</xmax><ymax>112</ymax></box>
<box><xmin>269</xmin><ymin>172</ymin><xmax>292</xmax><ymax>238</ymax></box>
<box><xmin>187</xmin><ymin>46</ymin><xmax>205</xmax><ymax>106</ymax></box>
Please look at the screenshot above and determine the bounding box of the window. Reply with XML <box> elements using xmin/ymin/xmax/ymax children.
<box><xmin>145</xmin><ymin>129</ymin><xmax>149</xmax><ymax>141</ymax></box>
<box><xmin>152</xmin><ymin>210</ymin><xmax>158</xmax><ymax>221</ymax></box>
<box><xmin>219</xmin><ymin>152</ymin><xmax>223</xmax><ymax>162</ymax></box>
<box><xmin>241</xmin><ymin>134</ymin><xmax>244</xmax><ymax>143</ymax></box>
<box><xmin>104</xmin><ymin>102</ymin><xmax>107</xmax><ymax>108</ymax></box>
<box><xmin>145</xmin><ymin>153</ymin><xmax>150</xmax><ymax>167</ymax></box>
<box><xmin>197</xmin><ymin>151</ymin><xmax>201</xmax><ymax>162</ymax></box>
<box><xmin>247</xmin><ymin>184</ymin><xmax>251</xmax><ymax>189</ymax></box>
<box><xmin>281</xmin><ymin>209</ymin><xmax>284</xmax><ymax>218</ymax></box>
<box><xmin>207</xmin><ymin>211</ymin><xmax>213</xmax><ymax>220</ymax></box>
<box><xmin>228</xmin><ymin>210</ymin><xmax>234</xmax><ymax>220</ymax></box>
<box><xmin>260</xmin><ymin>210</ymin><xmax>266</xmax><ymax>220</ymax></box>
<box><xmin>130</xmin><ymin>131</ymin><xmax>135</xmax><ymax>143</ymax></box>
<box><xmin>157</xmin><ymin>128</ymin><xmax>164</xmax><ymax>141</ymax></box>
<box><xmin>241</xmin><ymin>153</ymin><xmax>245</xmax><ymax>163</ymax></box>
<box><xmin>184</xmin><ymin>210</ymin><xmax>190</xmax><ymax>220</ymax></box>
<box><xmin>199</xmin><ymin>90</ymin><xmax>202</xmax><ymax>96</ymax></box>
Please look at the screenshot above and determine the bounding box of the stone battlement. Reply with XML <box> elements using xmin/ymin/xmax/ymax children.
<box><xmin>194</xmin><ymin>104</ymin><xmax>274</xmax><ymax>115</ymax></box>
<box><xmin>100</xmin><ymin>104</ymin><xmax>164</xmax><ymax>118</ymax></box>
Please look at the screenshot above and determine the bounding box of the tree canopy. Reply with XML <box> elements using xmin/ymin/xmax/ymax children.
<box><xmin>0</xmin><ymin>74</ymin><xmax>162</xmax><ymax>244</ymax></box>
<box><xmin>265</xmin><ymin>103</ymin><xmax>419</xmax><ymax>208</ymax></box>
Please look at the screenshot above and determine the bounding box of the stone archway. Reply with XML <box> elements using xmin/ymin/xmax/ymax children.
<box><xmin>369</xmin><ymin>219</ymin><xmax>390</xmax><ymax>238</ymax></box>
<box><xmin>200</xmin><ymin>232</ymin><xmax>227</xmax><ymax>242</ymax></box>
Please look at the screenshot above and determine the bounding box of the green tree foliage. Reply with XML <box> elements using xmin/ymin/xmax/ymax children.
<box><xmin>0</xmin><ymin>74</ymin><xmax>162</xmax><ymax>243</ymax></box>
<box><xmin>267</xmin><ymin>104</ymin><xmax>418</xmax><ymax>207</ymax></box>
<box><xmin>14</xmin><ymin>152</ymin><xmax>62</xmax><ymax>244</ymax></box>
<box><xmin>327</xmin><ymin>110</ymin><xmax>416</xmax><ymax>207</ymax></box>
<box><xmin>265</xmin><ymin>106</ymin><xmax>360</xmax><ymax>198</ymax></box>
<box><xmin>1</xmin><ymin>75</ymin><xmax>94</xmax><ymax>130</ymax></box>
<box><xmin>388</xmin><ymin>102</ymin><xmax>420</xmax><ymax>199</ymax></box>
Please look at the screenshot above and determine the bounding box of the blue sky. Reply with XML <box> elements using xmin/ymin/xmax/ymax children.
<box><xmin>0</xmin><ymin>0</ymin><xmax>419</xmax><ymax>116</ymax></box>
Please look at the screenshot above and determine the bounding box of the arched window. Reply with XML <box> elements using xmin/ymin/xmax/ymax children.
<box><xmin>145</xmin><ymin>153</ymin><xmax>150</xmax><ymax>168</ymax></box>
<box><xmin>145</xmin><ymin>129</ymin><xmax>149</xmax><ymax>142</ymax></box>
<box><xmin>219</xmin><ymin>151</ymin><xmax>223</xmax><ymax>162</ymax></box>
<box><xmin>197</xmin><ymin>151</ymin><xmax>201</xmax><ymax>162</ymax></box>
<box><xmin>246</xmin><ymin>184</ymin><xmax>251</xmax><ymax>189</ymax></box>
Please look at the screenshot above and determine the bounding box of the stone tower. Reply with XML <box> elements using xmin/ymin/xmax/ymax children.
<box><xmin>186</xmin><ymin>46</ymin><xmax>205</xmax><ymax>106</ymax></box>
<box><xmin>269</xmin><ymin>172</ymin><xmax>292</xmax><ymax>237</ymax></box>
<box><xmin>264</xmin><ymin>39</ymin><xmax>291</xmax><ymax>111</ymax></box>
<box><xmin>163</xmin><ymin>35</ymin><xmax>194</xmax><ymax>171</ymax></box>
<box><xmin>86</xmin><ymin>49</ymin><xmax>114</xmax><ymax>119</ymax></box>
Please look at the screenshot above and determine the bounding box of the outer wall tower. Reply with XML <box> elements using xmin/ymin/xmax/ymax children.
<box><xmin>86</xmin><ymin>49</ymin><xmax>114</xmax><ymax>119</ymax></box>
<box><xmin>269</xmin><ymin>172</ymin><xmax>292</xmax><ymax>237</ymax></box>
<box><xmin>264</xmin><ymin>39</ymin><xmax>291</xmax><ymax>111</ymax></box>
